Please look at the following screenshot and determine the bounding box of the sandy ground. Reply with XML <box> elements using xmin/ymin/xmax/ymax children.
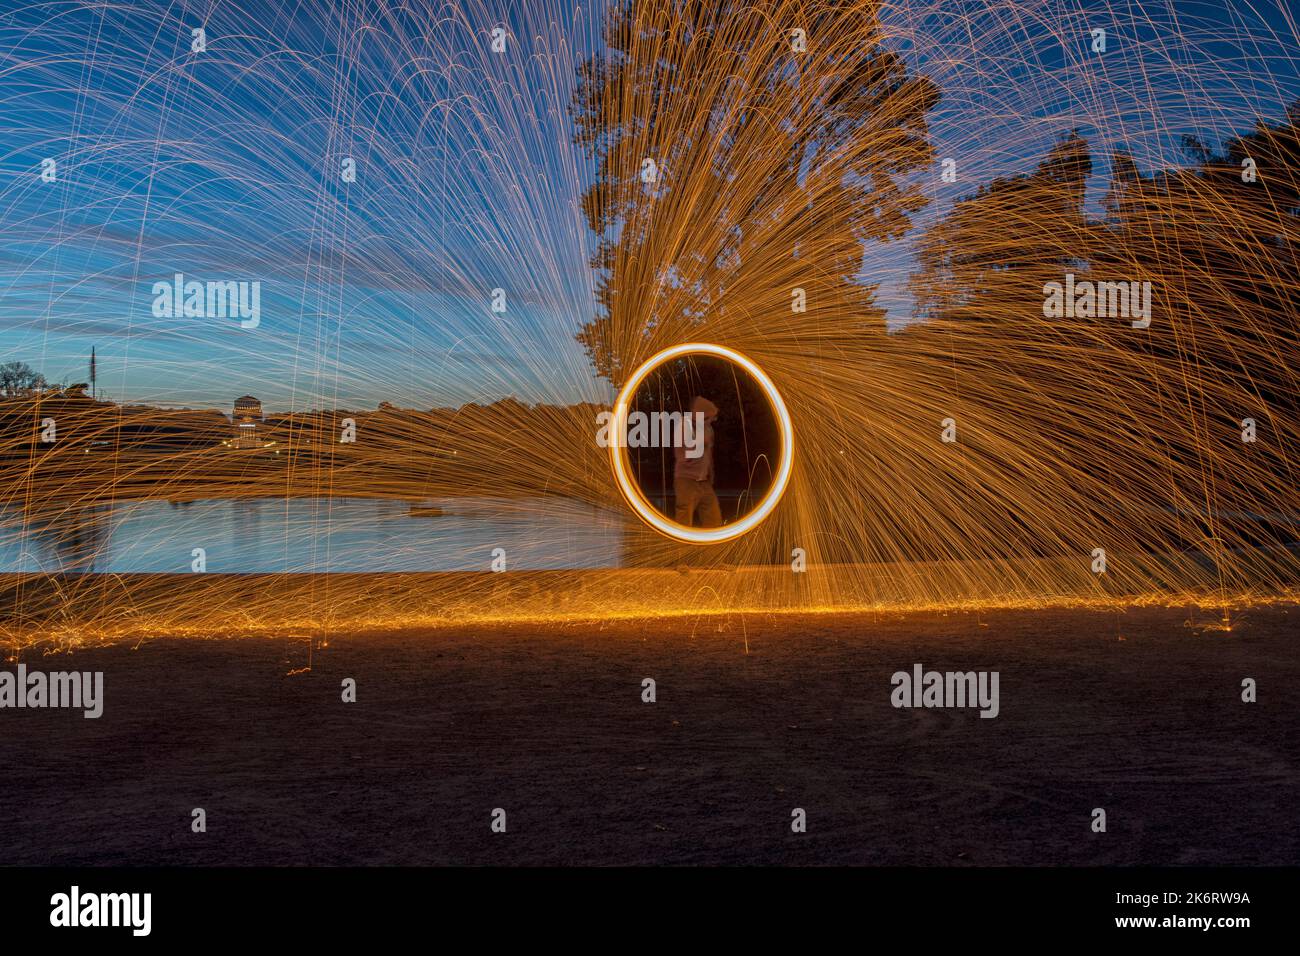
<box><xmin>1</xmin><ymin>605</ymin><xmax>1295</xmax><ymax>866</ymax></box>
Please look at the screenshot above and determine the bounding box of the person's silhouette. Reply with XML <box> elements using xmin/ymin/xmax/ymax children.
<box><xmin>673</xmin><ymin>396</ymin><xmax>721</xmax><ymax>527</ymax></box>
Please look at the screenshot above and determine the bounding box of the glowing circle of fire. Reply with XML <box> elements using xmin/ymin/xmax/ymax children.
<box><xmin>609</xmin><ymin>343</ymin><xmax>794</xmax><ymax>544</ymax></box>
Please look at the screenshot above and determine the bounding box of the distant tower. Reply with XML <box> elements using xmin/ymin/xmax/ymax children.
<box><xmin>232</xmin><ymin>395</ymin><xmax>263</xmax><ymax>448</ymax></box>
<box><xmin>89</xmin><ymin>347</ymin><xmax>96</xmax><ymax>400</ymax></box>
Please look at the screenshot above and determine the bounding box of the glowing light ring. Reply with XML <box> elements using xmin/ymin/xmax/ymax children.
<box><xmin>609</xmin><ymin>342</ymin><xmax>794</xmax><ymax>544</ymax></box>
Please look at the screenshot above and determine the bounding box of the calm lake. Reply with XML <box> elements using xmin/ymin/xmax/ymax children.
<box><xmin>0</xmin><ymin>497</ymin><xmax>626</xmax><ymax>573</ymax></box>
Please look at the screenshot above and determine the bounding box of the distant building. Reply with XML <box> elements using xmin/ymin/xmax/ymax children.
<box><xmin>232</xmin><ymin>395</ymin><xmax>263</xmax><ymax>448</ymax></box>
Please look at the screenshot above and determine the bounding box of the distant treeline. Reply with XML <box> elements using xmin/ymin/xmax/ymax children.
<box><xmin>0</xmin><ymin>394</ymin><xmax>616</xmax><ymax>507</ymax></box>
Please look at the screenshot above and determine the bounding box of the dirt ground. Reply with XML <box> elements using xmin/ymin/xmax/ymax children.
<box><xmin>1</xmin><ymin>604</ymin><xmax>1295</xmax><ymax>866</ymax></box>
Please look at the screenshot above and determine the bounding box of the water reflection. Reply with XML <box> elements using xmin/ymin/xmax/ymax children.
<box><xmin>0</xmin><ymin>497</ymin><xmax>625</xmax><ymax>573</ymax></box>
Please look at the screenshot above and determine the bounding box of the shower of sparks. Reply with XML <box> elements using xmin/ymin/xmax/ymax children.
<box><xmin>0</xmin><ymin>0</ymin><xmax>1297</xmax><ymax>645</ymax></box>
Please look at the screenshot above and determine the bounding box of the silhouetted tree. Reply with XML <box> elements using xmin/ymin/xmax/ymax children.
<box><xmin>572</xmin><ymin>0</ymin><xmax>939</xmax><ymax>385</ymax></box>
<box><xmin>910</xmin><ymin>130</ymin><xmax>1097</xmax><ymax>326</ymax></box>
<box><xmin>906</xmin><ymin>104</ymin><xmax>1300</xmax><ymax>554</ymax></box>
<box><xmin>0</xmin><ymin>361</ymin><xmax>49</xmax><ymax>398</ymax></box>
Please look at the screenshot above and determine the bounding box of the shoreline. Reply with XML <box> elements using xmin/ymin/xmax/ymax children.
<box><xmin>3</xmin><ymin>566</ymin><xmax>1296</xmax><ymax>648</ymax></box>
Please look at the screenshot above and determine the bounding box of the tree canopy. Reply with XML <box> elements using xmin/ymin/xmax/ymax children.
<box><xmin>572</xmin><ymin>0</ymin><xmax>939</xmax><ymax>386</ymax></box>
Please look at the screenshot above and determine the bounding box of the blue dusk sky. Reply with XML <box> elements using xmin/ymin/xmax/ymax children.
<box><xmin>0</xmin><ymin>0</ymin><xmax>1295</xmax><ymax>412</ymax></box>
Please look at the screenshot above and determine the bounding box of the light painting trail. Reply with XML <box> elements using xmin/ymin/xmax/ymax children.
<box><xmin>608</xmin><ymin>343</ymin><xmax>794</xmax><ymax>544</ymax></box>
